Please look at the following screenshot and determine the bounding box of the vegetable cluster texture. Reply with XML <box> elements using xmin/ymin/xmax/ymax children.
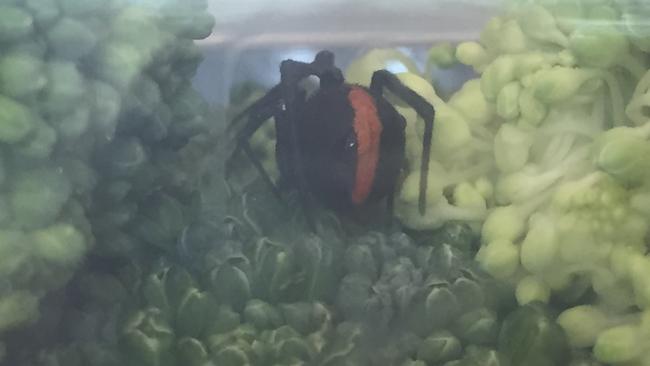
<box><xmin>4</xmin><ymin>0</ymin><xmax>650</xmax><ymax>365</ymax></box>
<box><xmin>341</xmin><ymin>0</ymin><xmax>650</xmax><ymax>365</ymax></box>
<box><xmin>0</xmin><ymin>0</ymin><xmax>214</xmax><ymax>363</ymax></box>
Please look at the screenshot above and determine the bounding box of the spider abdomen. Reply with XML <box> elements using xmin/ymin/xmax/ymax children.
<box><xmin>291</xmin><ymin>84</ymin><xmax>406</xmax><ymax>211</ymax></box>
<box><xmin>348</xmin><ymin>86</ymin><xmax>383</xmax><ymax>205</ymax></box>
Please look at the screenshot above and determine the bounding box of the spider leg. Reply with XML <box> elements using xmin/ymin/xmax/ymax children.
<box><xmin>369</xmin><ymin>70</ymin><xmax>435</xmax><ymax>215</ymax></box>
<box><xmin>226</xmin><ymin>84</ymin><xmax>282</xmax><ymax>135</ymax></box>
<box><xmin>225</xmin><ymin>86</ymin><xmax>283</xmax><ymax>202</ymax></box>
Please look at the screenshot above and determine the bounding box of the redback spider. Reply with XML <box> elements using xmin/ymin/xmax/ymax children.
<box><xmin>226</xmin><ymin>50</ymin><xmax>435</xmax><ymax>228</ymax></box>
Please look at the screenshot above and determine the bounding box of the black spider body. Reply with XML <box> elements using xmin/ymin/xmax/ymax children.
<box><xmin>227</xmin><ymin>51</ymin><xmax>435</xmax><ymax>226</ymax></box>
<box><xmin>279</xmin><ymin>83</ymin><xmax>406</xmax><ymax>212</ymax></box>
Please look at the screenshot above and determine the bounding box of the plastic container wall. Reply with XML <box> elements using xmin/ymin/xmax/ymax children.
<box><xmin>195</xmin><ymin>0</ymin><xmax>501</xmax><ymax>105</ymax></box>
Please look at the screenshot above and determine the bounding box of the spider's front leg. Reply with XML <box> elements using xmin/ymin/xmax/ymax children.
<box><xmin>369</xmin><ymin>70</ymin><xmax>435</xmax><ymax>215</ymax></box>
<box><xmin>225</xmin><ymin>84</ymin><xmax>284</xmax><ymax>201</ymax></box>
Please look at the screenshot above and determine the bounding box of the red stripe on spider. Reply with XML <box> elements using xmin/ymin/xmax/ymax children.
<box><xmin>348</xmin><ymin>86</ymin><xmax>383</xmax><ymax>205</ymax></box>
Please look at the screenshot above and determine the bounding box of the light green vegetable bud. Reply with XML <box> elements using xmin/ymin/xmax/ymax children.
<box><xmin>177</xmin><ymin>337</ymin><xmax>209</xmax><ymax>366</ymax></box>
<box><xmin>569</xmin><ymin>25</ymin><xmax>629</xmax><ymax>69</ymax></box>
<box><xmin>243</xmin><ymin>299</ymin><xmax>283</xmax><ymax>330</ymax></box>
<box><xmin>453</xmin><ymin>182</ymin><xmax>486</xmax><ymax>210</ymax></box>
<box><xmin>529</xmin><ymin>67</ymin><xmax>599</xmax><ymax>104</ymax></box>
<box><xmin>609</xmin><ymin>246</ymin><xmax>640</xmax><ymax>279</ymax></box>
<box><xmin>425</xmin><ymin>286</ymin><xmax>460</xmax><ymax>330</ymax></box>
<box><xmin>253</xmin><ymin>240</ymin><xmax>295</xmax><ymax>302</ymax></box>
<box><xmin>432</xmin><ymin>106</ymin><xmax>472</xmax><ymax>154</ymax></box>
<box><xmin>497</xmin><ymin>82</ymin><xmax>521</xmax><ymax>120</ymax></box>
<box><xmin>59</xmin><ymin>160</ymin><xmax>95</xmax><ymax>200</ymax></box>
<box><xmin>481</xmin><ymin>205</ymin><xmax>526</xmax><ymax>243</ymax></box>
<box><xmin>557</xmin><ymin>305</ymin><xmax>610</xmax><ymax>348</ymax></box>
<box><xmin>480</xmin><ymin>17</ymin><xmax>504</xmax><ymax>52</ymax></box>
<box><xmin>494</xmin><ymin>123</ymin><xmax>532</xmax><ymax>174</ymax></box>
<box><xmin>14</xmin><ymin>120</ymin><xmax>57</xmax><ymax>159</ymax></box>
<box><xmin>456</xmin><ymin>42</ymin><xmax>489</xmax><ymax>71</ymax></box>
<box><xmin>176</xmin><ymin>288</ymin><xmax>216</xmax><ymax>338</ymax></box>
<box><xmin>520</xmin><ymin>213</ymin><xmax>557</xmax><ymax>273</ymax></box>
<box><xmin>630</xmin><ymin>190</ymin><xmax>650</xmax><ymax>217</ymax></box>
<box><xmin>55</xmin><ymin>105</ymin><xmax>90</xmax><ymax>140</ymax></box>
<box><xmin>273</xmin><ymin>328</ymin><xmax>316</xmax><ymax>363</ymax></box>
<box><xmin>481</xmin><ymin>56</ymin><xmax>516</xmax><ymax>101</ymax></box>
<box><xmin>558</xmin><ymin>223</ymin><xmax>609</xmax><ymax>265</ymax></box>
<box><xmin>454</xmin><ymin>308</ymin><xmax>499</xmax><ymax>345</ymax></box>
<box><xmin>92</xmin><ymin>42</ymin><xmax>147</xmax><ymax>91</ymax></box>
<box><xmin>596</xmin><ymin>132</ymin><xmax>650</xmax><ymax>186</ymax></box>
<box><xmin>513</xmin><ymin>52</ymin><xmax>551</xmax><ymax>79</ymax></box>
<box><xmin>345</xmin><ymin>48</ymin><xmax>420</xmax><ymax>86</ymax></box>
<box><xmin>281</xmin><ymin>302</ymin><xmax>329</xmax><ymax>335</ymax></box>
<box><xmin>89</xmin><ymin>80</ymin><xmax>121</xmax><ymax>136</ymax></box>
<box><xmin>427</xmin><ymin>43</ymin><xmax>456</xmax><ymax>68</ymax></box>
<box><xmin>7</xmin><ymin>37</ymin><xmax>46</xmax><ymax>60</ymax></box>
<box><xmin>629</xmin><ymin>256</ymin><xmax>650</xmax><ymax>308</ymax></box>
<box><xmin>626</xmin><ymin>92</ymin><xmax>650</xmax><ymax>126</ymax></box>
<box><xmin>518</xmin><ymin>88</ymin><xmax>547</xmax><ymax>126</ymax></box>
<box><xmin>496</xmin><ymin>165</ymin><xmax>565</xmax><ymax>205</ymax></box>
<box><xmin>47</xmin><ymin>18</ymin><xmax>98</xmax><ymax>61</ymax></box>
<box><xmin>399</xmin><ymin>166</ymin><xmax>444</xmax><ymax>206</ymax></box>
<box><xmin>112</xmin><ymin>6</ymin><xmax>164</xmax><ymax>50</ymax></box>
<box><xmin>474</xmin><ymin>176</ymin><xmax>494</xmax><ymax>201</ymax></box>
<box><xmin>497</xmin><ymin>20</ymin><xmax>528</xmax><ymax>54</ymax></box>
<box><xmin>417</xmin><ymin>331</ymin><xmax>461</xmax><ymax>363</ymax></box>
<box><xmin>162</xmin><ymin>6</ymin><xmax>216</xmax><ymax>40</ymax></box>
<box><xmin>0</xmin><ymin>95</ymin><xmax>35</xmax><ymax>143</ymax></box>
<box><xmin>477</xmin><ymin>239</ymin><xmax>519</xmax><ymax>279</ymax></box>
<box><xmin>344</xmin><ymin>244</ymin><xmax>379</xmax><ymax>280</ymax></box>
<box><xmin>32</xmin><ymin>224</ymin><xmax>85</xmax><ymax>267</ymax></box>
<box><xmin>0</xmin><ymin>291</ymin><xmax>39</xmax><ymax>332</ymax></box>
<box><xmin>499</xmin><ymin>303</ymin><xmax>571</xmax><ymax>366</ymax></box>
<box><xmin>0</xmin><ymin>6</ymin><xmax>33</xmax><ymax>42</ymax></box>
<box><xmin>41</xmin><ymin>61</ymin><xmax>86</xmax><ymax>116</ymax></box>
<box><xmin>549</xmin><ymin>0</ymin><xmax>583</xmax><ymax>34</ymax></box>
<box><xmin>212</xmin><ymin>345</ymin><xmax>253</xmax><ymax>366</ymax></box>
<box><xmin>516</xmin><ymin>276</ymin><xmax>550</xmax><ymax>305</ymax></box>
<box><xmin>557</xmin><ymin>50</ymin><xmax>577</xmax><ymax>68</ymax></box>
<box><xmin>0</xmin><ymin>230</ymin><xmax>28</xmax><ymax>277</ymax></box>
<box><xmin>0</xmin><ymin>53</ymin><xmax>46</xmax><ymax>98</ymax></box>
<box><xmin>121</xmin><ymin>308</ymin><xmax>174</xmax><ymax>366</ymax></box>
<box><xmin>99</xmin><ymin>137</ymin><xmax>147</xmax><ymax>177</ymax></box>
<box><xmin>593</xmin><ymin>325</ymin><xmax>643</xmax><ymax>363</ymax></box>
<box><xmin>211</xmin><ymin>263</ymin><xmax>252</xmax><ymax>311</ymax></box>
<box><xmin>517</xmin><ymin>5</ymin><xmax>568</xmax><ymax>47</ymax></box>
<box><xmin>448</xmin><ymin>79</ymin><xmax>494</xmax><ymax>126</ymax></box>
<box><xmin>591</xmin><ymin>269</ymin><xmax>636</xmax><ymax>311</ymax></box>
<box><xmin>207</xmin><ymin>305</ymin><xmax>241</xmax><ymax>335</ymax></box>
<box><xmin>451</xmin><ymin>277</ymin><xmax>485</xmax><ymax>312</ymax></box>
<box><xmin>10</xmin><ymin>167</ymin><xmax>72</xmax><ymax>229</ymax></box>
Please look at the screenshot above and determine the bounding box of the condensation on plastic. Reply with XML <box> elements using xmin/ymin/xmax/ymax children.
<box><xmin>194</xmin><ymin>0</ymin><xmax>502</xmax><ymax>105</ymax></box>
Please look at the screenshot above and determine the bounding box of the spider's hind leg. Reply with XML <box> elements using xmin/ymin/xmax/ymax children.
<box><xmin>225</xmin><ymin>87</ymin><xmax>284</xmax><ymax>203</ymax></box>
<box><xmin>369</xmin><ymin>70</ymin><xmax>435</xmax><ymax>216</ymax></box>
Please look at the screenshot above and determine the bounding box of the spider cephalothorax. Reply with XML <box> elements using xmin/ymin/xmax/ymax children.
<box><xmin>226</xmin><ymin>50</ymin><xmax>435</xmax><ymax>226</ymax></box>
